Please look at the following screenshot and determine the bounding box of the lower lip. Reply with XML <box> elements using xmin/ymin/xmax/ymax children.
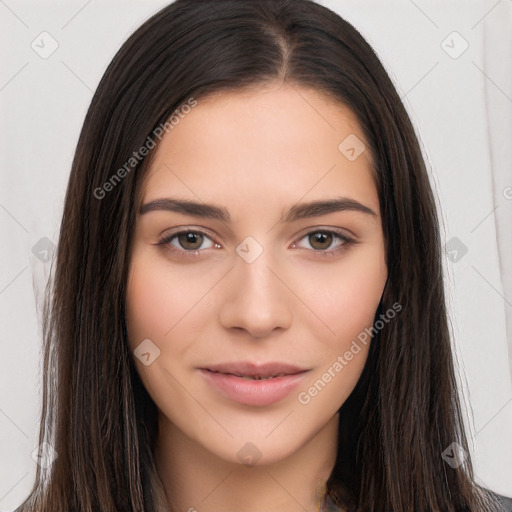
<box><xmin>200</xmin><ymin>369</ymin><xmax>309</xmax><ymax>406</ymax></box>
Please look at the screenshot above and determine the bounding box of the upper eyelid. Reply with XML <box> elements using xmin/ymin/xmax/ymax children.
<box><xmin>159</xmin><ymin>226</ymin><xmax>218</xmax><ymax>243</ymax></box>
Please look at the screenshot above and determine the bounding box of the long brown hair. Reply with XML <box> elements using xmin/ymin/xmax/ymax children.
<box><xmin>15</xmin><ymin>1</ymin><xmax>505</xmax><ymax>510</ymax></box>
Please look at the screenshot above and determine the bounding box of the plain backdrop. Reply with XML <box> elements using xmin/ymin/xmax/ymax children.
<box><xmin>1</xmin><ymin>0</ymin><xmax>511</xmax><ymax>510</ymax></box>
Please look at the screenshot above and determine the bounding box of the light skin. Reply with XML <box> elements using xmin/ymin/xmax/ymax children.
<box><xmin>125</xmin><ymin>81</ymin><xmax>387</xmax><ymax>512</ymax></box>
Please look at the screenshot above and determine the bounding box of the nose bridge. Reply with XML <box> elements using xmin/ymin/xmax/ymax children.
<box><xmin>219</xmin><ymin>238</ymin><xmax>293</xmax><ymax>337</ymax></box>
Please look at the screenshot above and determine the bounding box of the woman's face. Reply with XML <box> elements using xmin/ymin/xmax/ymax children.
<box><xmin>126</xmin><ymin>83</ymin><xmax>387</xmax><ymax>465</ymax></box>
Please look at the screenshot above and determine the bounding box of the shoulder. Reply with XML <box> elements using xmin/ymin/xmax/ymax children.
<box><xmin>487</xmin><ymin>489</ymin><xmax>512</xmax><ymax>512</ymax></box>
<box><xmin>323</xmin><ymin>488</ymin><xmax>512</xmax><ymax>511</ymax></box>
<box><xmin>496</xmin><ymin>493</ymin><xmax>512</xmax><ymax>512</ymax></box>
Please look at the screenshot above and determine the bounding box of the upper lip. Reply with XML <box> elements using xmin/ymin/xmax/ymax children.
<box><xmin>200</xmin><ymin>361</ymin><xmax>309</xmax><ymax>378</ymax></box>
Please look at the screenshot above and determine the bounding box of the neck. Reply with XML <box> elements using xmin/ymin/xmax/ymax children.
<box><xmin>154</xmin><ymin>413</ymin><xmax>339</xmax><ymax>512</ymax></box>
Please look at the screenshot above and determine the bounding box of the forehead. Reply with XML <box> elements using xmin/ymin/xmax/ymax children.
<box><xmin>140</xmin><ymin>83</ymin><xmax>378</xmax><ymax>216</ymax></box>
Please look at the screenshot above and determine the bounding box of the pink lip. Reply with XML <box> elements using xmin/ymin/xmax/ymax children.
<box><xmin>199</xmin><ymin>361</ymin><xmax>310</xmax><ymax>406</ymax></box>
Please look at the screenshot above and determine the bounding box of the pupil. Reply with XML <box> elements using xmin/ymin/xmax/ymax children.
<box><xmin>179</xmin><ymin>232</ymin><xmax>203</xmax><ymax>250</ymax></box>
<box><xmin>310</xmin><ymin>232</ymin><xmax>331</xmax><ymax>250</ymax></box>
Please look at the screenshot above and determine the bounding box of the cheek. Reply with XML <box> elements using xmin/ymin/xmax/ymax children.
<box><xmin>336</xmin><ymin>260</ymin><xmax>385</xmax><ymax>332</ymax></box>
<box><xmin>126</xmin><ymin>258</ymin><xmax>174</xmax><ymax>347</ymax></box>
<box><xmin>296</xmin><ymin>251</ymin><xmax>386</xmax><ymax>412</ymax></box>
<box><xmin>125</xmin><ymin>254</ymin><xmax>205</xmax><ymax>412</ymax></box>
<box><xmin>125</xmin><ymin>252</ymin><xmax>212</xmax><ymax>348</ymax></box>
<box><xmin>299</xmin><ymin>245</ymin><xmax>387</xmax><ymax>347</ymax></box>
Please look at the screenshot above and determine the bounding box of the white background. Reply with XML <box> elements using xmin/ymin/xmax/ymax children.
<box><xmin>0</xmin><ymin>0</ymin><xmax>511</xmax><ymax>509</ymax></box>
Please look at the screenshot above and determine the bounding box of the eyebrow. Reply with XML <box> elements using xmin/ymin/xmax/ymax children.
<box><xmin>139</xmin><ymin>197</ymin><xmax>377</xmax><ymax>222</ymax></box>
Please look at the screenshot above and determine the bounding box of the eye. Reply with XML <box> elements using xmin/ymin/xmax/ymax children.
<box><xmin>156</xmin><ymin>227</ymin><xmax>357</xmax><ymax>260</ymax></box>
<box><xmin>156</xmin><ymin>228</ymin><xmax>219</xmax><ymax>258</ymax></box>
<box><xmin>291</xmin><ymin>229</ymin><xmax>357</xmax><ymax>257</ymax></box>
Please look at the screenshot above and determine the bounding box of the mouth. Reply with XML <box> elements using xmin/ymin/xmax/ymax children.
<box><xmin>200</xmin><ymin>361</ymin><xmax>309</xmax><ymax>379</ymax></box>
<box><xmin>204</xmin><ymin>370</ymin><xmax>298</xmax><ymax>380</ymax></box>
<box><xmin>198</xmin><ymin>361</ymin><xmax>310</xmax><ymax>406</ymax></box>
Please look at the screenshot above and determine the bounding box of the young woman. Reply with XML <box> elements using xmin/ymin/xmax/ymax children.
<box><xmin>14</xmin><ymin>1</ymin><xmax>512</xmax><ymax>511</ymax></box>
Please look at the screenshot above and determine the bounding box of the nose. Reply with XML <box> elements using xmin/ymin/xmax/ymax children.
<box><xmin>219</xmin><ymin>249</ymin><xmax>294</xmax><ymax>338</ymax></box>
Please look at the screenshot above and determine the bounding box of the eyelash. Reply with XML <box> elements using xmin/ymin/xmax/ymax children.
<box><xmin>155</xmin><ymin>227</ymin><xmax>357</xmax><ymax>260</ymax></box>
